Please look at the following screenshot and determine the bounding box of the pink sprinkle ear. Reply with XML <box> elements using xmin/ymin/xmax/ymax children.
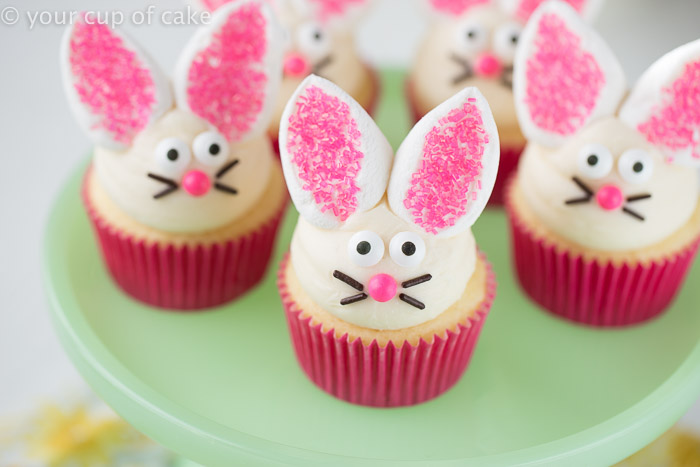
<box><xmin>175</xmin><ymin>0</ymin><xmax>284</xmax><ymax>143</ymax></box>
<box><xmin>510</xmin><ymin>0</ymin><xmax>586</xmax><ymax>21</ymax></box>
<box><xmin>62</xmin><ymin>15</ymin><xmax>171</xmax><ymax>149</ymax></box>
<box><xmin>388</xmin><ymin>88</ymin><xmax>499</xmax><ymax>237</ymax></box>
<box><xmin>279</xmin><ymin>76</ymin><xmax>393</xmax><ymax>229</ymax></box>
<box><xmin>620</xmin><ymin>39</ymin><xmax>700</xmax><ymax>166</ymax></box>
<box><xmin>428</xmin><ymin>0</ymin><xmax>491</xmax><ymax>15</ymax></box>
<box><xmin>513</xmin><ymin>1</ymin><xmax>625</xmax><ymax>147</ymax></box>
<box><xmin>288</xmin><ymin>85</ymin><xmax>364</xmax><ymax>221</ymax></box>
<box><xmin>306</xmin><ymin>0</ymin><xmax>368</xmax><ymax>21</ymax></box>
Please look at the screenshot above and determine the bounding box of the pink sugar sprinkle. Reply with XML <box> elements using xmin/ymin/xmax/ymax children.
<box><xmin>70</xmin><ymin>19</ymin><xmax>156</xmax><ymax>145</ymax></box>
<box><xmin>515</xmin><ymin>0</ymin><xmax>586</xmax><ymax>22</ymax></box>
<box><xmin>524</xmin><ymin>13</ymin><xmax>605</xmax><ymax>136</ymax></box>
<box><xmin>404</xmin><ymin>100</ymin><xmax>488</xmax><ymax>234</ymax></box>
<box><xmin>186</xmin><ymin>3</ymin><xmax>267</xmax><ymax>142</ymax></box>
<box><xmin>638</xmin><ymin>61</ymin><xmax>700</xmax><ymax>160</ymax></box>
<box><xmin>428</xmin><ymin>0</ymin><xmax>490</xmax><ymax>15</ymax></box>
<box><xmin>286</xmin><ymin>85</ymin><xmax>364</xmax><ymax>222</ymax></box>
<box><xmin>308</xmin><ymin>0</ymin><xmax>366</xmax><ymax>22</ymax></box>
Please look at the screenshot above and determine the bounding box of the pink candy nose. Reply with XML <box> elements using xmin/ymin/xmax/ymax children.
<box><xmin>596</xmin><ymin>184</ymin><xmax>624</xmax><ymax>211</ymax></box>
<box><xmin>367</xmin><ymin>274</ymin><xmax>398</xmax><ymax>303</ymax></box>
<box><xmin>474</xmin><ymin>53</ymin><xmax>503</xmax><ymax>78</ymax></box>
<box><xmin>284</xmin><ymin>53</ymin><xmax>310</xmax><ymax>77</ymax></box>
<box><xmin>182</xmin><ymin>170</ymin><xmax>211</xmax><ymax>197</ymax></box>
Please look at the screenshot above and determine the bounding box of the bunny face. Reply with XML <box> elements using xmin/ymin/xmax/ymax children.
<box><xmin>513</xmin><ymin>1</ymin><xmax>700</xmax><ymax>252</ymax></box>
<box><xmin>195</xmin><ymin>0</ymin><xmax>375</xmax><ymax>137</ymax></box>
<box><xmin>62</xmin><ymin>1</ymin><xmax>284</xmax><ymax>233</ymax></box>
<box><xmin>411</xmin><ymin>0</ymin><xmax>602</xmax><ymax>144</ymax></box>
<box><xmin>280</xmin><ymin>76</ymin><xmax>500</xmax><ymax>330</ymax></box>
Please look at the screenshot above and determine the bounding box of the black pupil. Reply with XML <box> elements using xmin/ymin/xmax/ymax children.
<box><xmin>587</xmin><ymin>154</ymin><xmax>599</xmax><ymax>166</ymax></box>
<box><xmin>209</xmin><ymin>143</ymin><xmax>220</xmax><ymax>156</ymax></box>
<box><xmin>401</xmin><ymin>242</ymin><xmax>416</xmax><ymax>257</ymax></box>
<box><xmin>314</xmin><ymin>30</ymin><xmax>322</xmax><ymax>41</ymax></box>
<box><xmin>511</xmin><ymin>34</ymin><xmax>519</xmax><ymax>44</ymax></box>
<box><xmin>356</xmin><ymin>241</ymin><xmax>371</xmax><ymax>255</ymax></box>
<box><xmin>167</xmin><ymin>149</ymin><xmax>179</xmax><ymax>161</ymax></box>
<box><xmin>633</xmin><ymin>162</ymin><xmax>644</xmax><ymax>173</ymax></box>
<box><xmin>467</xmin><ymin>30</ymin><xmax>477</xmax><ymax>40</ymax></box>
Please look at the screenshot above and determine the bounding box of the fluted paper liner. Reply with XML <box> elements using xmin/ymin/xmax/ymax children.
<box><xmin>405</xmin><ymin>78</ymin><xmax>523</xmax><ymax>206</ymax></box>
<box><xmin>505</xmin><ymin>178</ymin><xmax>700</xmax><ymax>327</ymax></box>
<box><xmin>277</xmin><ymin>254</ymin><xmax>496</xmax><ymax>407</ymax></box>
<box><xmin>82</xmin><ymin>172</ymin><xmax>286</xmax><ymax>311</ymax></box>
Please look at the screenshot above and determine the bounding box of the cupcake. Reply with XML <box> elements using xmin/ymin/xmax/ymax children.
<box><xmin>506</xmin><ymin>1</ymin><xmax>700</xmax><ymax>326</ymax></box>
<box><xmin>61</xmin><ymin>1</ymin><xmax>288</xmax><ymax>310</ymax></box>
<box><xmin>196</xmin><ymin>0</ymin><xmax>380</xmax><ymax>153</ymax></box>
<box><xmin>407</xmin><ymin>0</ymin><xmax>602</xmax><ymax>204</ymax></box>
<box><xmin>277</xmin><ymin>75</ymin><xmax>499</xmax><ymax>406</ymax></box>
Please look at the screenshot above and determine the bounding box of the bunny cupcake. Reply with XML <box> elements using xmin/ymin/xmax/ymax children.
<box><xmin>277</xmin><ymin>75</ymin><xmax>498</xmax><ymax>406</ymax></box>
<box><xmin>196</xmin><ymin>0</ymin><xmax>380</xmax><ymax>152</ymax></box>
<box><xmin>62</xmin><ymin>1</ymin><xmax>288</xmax><ymax>310</ymax></box>
<box><xmin>506</xmin><ymin>1</ymin><xmax>700</xmax><ymax>326</ymax></box>
<box><xmin>407</xmin><ymin>0</ymin><xmax>602</xmax><ymax>204</ymax></box>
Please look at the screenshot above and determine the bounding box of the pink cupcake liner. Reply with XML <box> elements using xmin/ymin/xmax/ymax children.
<box><xmin>82</xmin><ymin>169</ymin><xmax>286</xmax><ymax>311</ymax></box>
<box><xmin>277</xmin><ymin>254</ymin><xmax>496</xmax><ymax>407</ymax></box>
<box><xmin>505</xmin><ymin>178</ymin><xmax>700</xmax><ymax>327</ymax></box>
<box><xmin>405</xmin><ymin>78</ymin><xmax>523</xmax><ymax>206</ymax></box>
<box><xmin>272</xmin><ymin>67</ymin><xmax>381</xmax><ymax>157</ymax></box>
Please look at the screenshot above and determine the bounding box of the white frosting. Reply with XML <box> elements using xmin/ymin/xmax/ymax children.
<box><xmin>410</xmin><ymin>5</ymin><xmax>522</xmax><ymax>143</ymax></box>
<box><xmin>290</xmin><ymin>201</ymin><xmax>477</xmax><ymax>330</ymax></box>
<box><xmin>519</xmin><ymin>117</ymin><xmax>699</xmax><ymax>251</ymax></box>
<box><xmin>94</xmin><ymin>109</ymin><xmax>273</xmax><ymax>233</ymax></box>
<box><xmin>268</xmin><ymin>2</ymin><xmax>374</xmax><ymax>136</ymax></box>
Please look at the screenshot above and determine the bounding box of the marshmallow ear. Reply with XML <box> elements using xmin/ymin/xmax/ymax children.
<box><xmin>387</xmin><ymin>87</ymin><xmax>499</xmax><ymax>238</ymax></box>
<box><xmin>423</xmin><ymin>0</ymin><xmax>492</xmax><ymax>16</ymax></box>
<box><xmin>279</xmin><ymin>75</ymin><xmax>393</xmax><ymax>229</ymax></box>
<box><xmin>174</xmin><ymin>0</ymin><xmax>284</xmax><ymax>143</ymax></box>
<box><xmin>61</xmin><ymin>15</ymin><xmax>172</xmax><ymax>150</ymax></box>
<box><xmin>620</xmin><ymin>39</ymin><xmax>700</xmax><ymax>167</ymax></box>
<box><xmin>500</xmin><ymin>0</ymin><xmax>604</xmax><ymax>22</ymax></box>
<box><xmin>513</xmin><ymin>1</ymin><xmax>625</xmax><ymax>148</ymax></box>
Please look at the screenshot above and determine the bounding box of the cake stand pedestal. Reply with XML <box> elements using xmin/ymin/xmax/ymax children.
<box><xmin>44</xmin><ymin>71</ymin><xmax>700</xmax><ymax>467</ymax></box>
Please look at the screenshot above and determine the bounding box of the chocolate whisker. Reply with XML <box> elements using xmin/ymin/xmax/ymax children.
<box><xmin>214</xmin><ymin>183</ymin><xmax>238</xmax><ymax>195</ymax></box>
<box><xmin>399</xmin><ymin>294</ymin><xmax>425</xmax><ymax>310</ymax></box>
<box><xmin>565</xmin><ymin>196</ymin><xmax>592</xmax><ymax>205</ymax></box>
<box><xmin>622</xmin><ymin>207</ymin><xmax>645</xmax><ymax>222</ymax></box>
<box><xmin>340</xmin><ymin>293</ymin><xmax>368</xmax><ymax>306</ymax></box>
<box><xmin>627</xmin><ymin>193</ymin><xmax>652</xmax><ymax>203</ymax></box>
<box><xmin>450</xmin><ymin>53</ymin><xmax>473</xmax><ymax>85</ymax></box>
<box><xmin>501</xmin><ymin>65</ymin><xmax>513</xmax><ymax>89</ymax></box>
<box><xmin>402</xmin><ymin>274</ymin><xmax>432</xmax><ymax>288</ymax></box>
<box><xmin>147</xmin><ymin>173</ymin><xmax>179</xmax><ymax>199</ymax></box>
<box><xmin>216</xmin><ymin>159</ymin><xmax>239</xmax><ymax>179</ymax></box>
<box><xmin>313</xmin><ymin>55</ymin><xmax>333</xmax><ymax>75</ymax></box>
<box><xmin>333</xmin><ymin>270</ymin><xmax>364</xmax><ymax>291</ymax></box>
<box><xmin>572</xmin><ymin>176</ymin><xmax>594</xmax><ymax>197</ymax></box>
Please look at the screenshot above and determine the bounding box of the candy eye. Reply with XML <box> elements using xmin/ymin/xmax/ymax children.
<box><xmin>193</xmin><ymin>131</ymin><xmax>229</xmax><ymax>167</ymax></box>
<box><xmin>297</xmin><ymin>22</ymin><xmax>330</xmax><ymax>59</ymax></box>
<box><xmin>618</xmin><ymin>149</ymin><xmax>654</xmax><ymax>184</ymax></box>
<box><xmin>155</xmin><ymin>138</ymin><xmax>191</xmax><ymax>175</ymax></box>
<box><xmin>456</xmin><ymin>21</ymin><xmax>488</xmax><ymax>54</ymax></box>
<box><xmin>389</xmin><ymin>232</ymin><xmax>426</xmax><ymax>268</ymax></box>
<box><xmin>577</xmin><ymin>143</ymin><xmax>613</xmax><ymax>179</ymax></box>
<box><xmin>348</xmin><ymin>231</ymin><xmax>384</xmax><ymax>267</ymax></box>
<box><xmin>493</xmin><ymin>22</ymin><xmax>522</xmax><ymax>61</ymax></box>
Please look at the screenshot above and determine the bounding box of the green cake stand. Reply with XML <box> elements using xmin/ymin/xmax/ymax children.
<box><xmin>44</xmin><ymin>70</ymin><xmax>700</xmax><ymax>466</ymax></box>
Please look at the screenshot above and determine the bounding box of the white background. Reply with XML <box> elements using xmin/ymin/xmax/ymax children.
<box><xmin>2</xmin><ymin>0</ymin><xmax>700</xmax><ymax>440</ymax></box>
